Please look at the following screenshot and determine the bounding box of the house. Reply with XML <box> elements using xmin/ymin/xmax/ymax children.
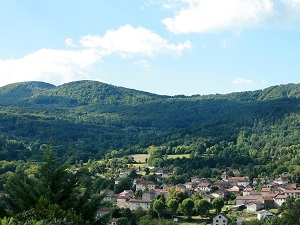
<box><xmin>259</xmin><ymin>196</ymin><xmax>275</xmax><ymax>209</ymax></box>
<box><xmin>284</xmin><ymin>190</ymin><xmax>300</xmax><ymax>199</ymax></box>
<box><xmin>155</xmin><ymin>169</ymin><xmax>171</xmax><ymax>178</ymax></box>
<box><xmin>227</xmin><ymin>177</ymin><xmax>250</xmax><ymax>187</ymax></box>
<box><xmin>257</xmin><ymin>210</ymin><xmax>276</xmax><ymax>220</ymax></box>
<box><xmin>191</xmin><ymin>177</ymin><xmax>200</xmax><ymax>183</ymax></box>
<box><xmin>110</xmin><ymin>218</ymin><xmax>119</xmax><ymax>225</ymax></box>
<box><xmin>96</xmin><ymin>207</ymin><xmax>111</xmax><ymax>218</ymax></box>
<box><xmin>246</xmin><ymin>201</ymin><xmax>265</xmax><ymax>213</ymax></box>
<box><xmin>227</xmin><ymin>185</ymin><xmax>240</xmax><ymax>193</ymax></box>
<box><xmin>212</xmin><ymin>213</ymin><xmax>229</xmax><ymax>225</ymax></box>
<box><xmin>153</xmin><ymin>189</ymin><xmax>168</xmax><ymax>198</ymax></box>
<box><xmin>128</xmin><ymin>199</ymin><xmax>153</xmax><ymax>210</ymax></box>
<box><xmin>204</xmin><ymin>194</ymin><xmax>215</xmax><ymax>203</ymax></box>
<box><xmin>197</xmin><ymin>182</ymin><xmax>212</xmax><ymax>193</ymax></box>
<box><xmin>274</xmin><ymin>177</ymin><xmax>289</xmax><ymax>185</ymax></box>
<box><xmin>119</xmin><ymin>190</ymin><xmax>134</xmax><ymax>198</ymax></box>
<box><xmin>212</xmin><ymin>189</ymin><xmax>229</xmax><ymax>199</ymax></box>
<box><xmin>103</xmin><ymin>194</ymin><xmax>119</xmax><ymax>203</ymax></box>
<box><xmin>213</xmin><ymin>181</ymin><xmax>231</xmax><ymax>189</ymax></box>
<box><xmin>242</xmin><ymin>188</ymin><xmax>253</xmax><ymax>196</ymax></box>
<box><xmin>249</xmin><ymin>191</ymin><xmax>262</xmax><ymax>198</ymax></box>
<box><xmin>142</xmin><ymin>190</ymin><xmax>157</xmax><ymax>200</ymax></box>
<box><xmin>184</xmin><ymin>182</ymin><xmax>198</xmax><ymax>189</ymax></box>
<box><xmin>236</xmin><ymin>196</ymin><xmax>259</xmax><ymax>206</ymax></box>
<box><xmin>261</xmin><ymin>188</ymin><xmax>271</xmax><ymax>196</ymax></box>
<box><xmin>270</xmin><ymin>187</ymin><xmax>282</xmax><ymax>194</ymax></box>
<box><xmin>136</xmin><ymin>181</ymin><xmax>155</xmax><ymax>191</ymax></box>
<box><xmin>116</xmin><ymin>196</ymin><xmax>128</xmax><ymax>208</ymax></box>
<box><xmin>273</xmin><ymin>195</ymin><xmax>287</xmax><ymax>207</ymax></box>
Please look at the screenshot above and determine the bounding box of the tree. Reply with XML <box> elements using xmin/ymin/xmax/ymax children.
<box><xmin>181</xmin><ymin>198</ymin><xmax>194</xmax><ymax>220</ymax></box>
<box><xmin>166</xmin><ymin>199</ymin><xmax>179</xmax><ymax>219</ymax></box>
<box><xmin>281</xmin><ymin>199</ymin><xmax>300</xmax><ymax>225</ymax></box>
<box><xmin>144</xmin><ymin>168</ymin><xmax>150</xmax><ymax>175</ymax></box>
<box><xmin>153</xmin><ymin>199</ymin><xmax>165</xmax><ymax>218</ymax></box>
<box><xmin>1</xmin><ymin>145</ymin><xmax>110</xmax><ymax>225</ymax></box>
<box><xmin>139</xmin><ymin>215</ymin><xmax>157</xmax><ymax>225</ymax></box>
<box><xmin>129</xmin><ymin>169</ymin><xmax>138</xmax><ymax>179</ymax></box>
<box><xmin>263</xmin><ymin>216</ymin><xmax>281</xmax><ymax>225</ymax></box>
<box><xmin>212</xmin><ymin>197</ymin><xmax>224</xmax><ymax>214</ymax></box>
<box><xmin>194</xmin><ymin>199</ymin><xmax>211</xmax><ymax>218</ymax></box>
<box><xmin>116</xmin><ymin>217</ymin><xmax>130</xmax><ymax>225</ymax></box>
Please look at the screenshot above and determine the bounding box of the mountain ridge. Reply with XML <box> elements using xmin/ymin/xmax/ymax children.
<box><xmin>0</xmin><ymin>80</ymin><xmax>300</xmax><ymax>161</ymax></box>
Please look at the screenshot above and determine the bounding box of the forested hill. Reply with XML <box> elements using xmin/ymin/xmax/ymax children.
<box><xmin>0</xmin><ymin>80</ymin><xmax>300</xmax><ymax>162</ymax></box>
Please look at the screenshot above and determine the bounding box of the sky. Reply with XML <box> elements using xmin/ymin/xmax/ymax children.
<box><xmin>1</xmin><ymin>0</ymin><xmax>300</xmax><ymax>96</ymax></box>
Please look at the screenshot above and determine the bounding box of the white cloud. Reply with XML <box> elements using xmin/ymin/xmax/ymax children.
<box><xmin>233</xmin><ymin>78</ymin><xmax>253</xmax><ymax>85</ymax></box>
<box><xmin>0</xmin><ymin>25</ymin><xmax>190</xmax><ymax>87</ymax></box>
<box><xmin>64</xmin><ymin>38</ymin><xmax>76</xmax><ymax>47</ymax></box>
<box><xmin>162</xmin><ymin>0</ymin><xmax>274</xmax><ymax>33</ymax></box>
<box><xmin>79</xmin><ymin>24</ymin><xmax>191</xmax><ymax>57</ymax></box>
<box><xmin>161</xmin><ymin>0</ymin><xmax>300</xmax><ymax>34</ymax></box>
<box><xmin>0</xmin><ymin>48</ymin><xmax>103</xmax><ymax>86</ymax></box>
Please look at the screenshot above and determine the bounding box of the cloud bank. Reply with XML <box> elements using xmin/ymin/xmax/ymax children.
<box><xmin>162</xmin><ymin>0</ymin><xmax>300</xmax><ymax>33</ymax></box>
<box><xmin>0</xmin><ymin>25</ymin><xmax>190</xmax><ymax>87</ymax></box>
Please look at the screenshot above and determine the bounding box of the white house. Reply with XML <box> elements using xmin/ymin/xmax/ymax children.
<box><xmin>227</xmin><ymin>177</ymin><xmax>250</xmax><ymax>187</ymax></box>
<box><xmin>128</xmin><ymin>199</ymin><xmax>153</xmax><ymax>210</ymax></box>
<box><xmin>246</xmin><ymin>201</ymin><xmax>265</xmax><ymax>213</ymax></box>
<box><xmin>284</xmin><ymin>190</ymin><xmax>300</xmax><ymax>199</ymax></box>
<box><xmin>274</xmin><ymin>177</ymin><xmax>289</xmax><ymax>185</ymax></box>
<box><xmin>135</xmin><ymin>181</ymin><xmax>155</xmax><ymax>191</ymax></box>
<box><xmin>212</xmin><ymin>213</ymin><xmax>229</xmax><ymax>225</ymax></box>
<box><xmin>197</xmin><ymin>182</ymin><xmax>212</xmax><ymax>193</ymax></box>
<box><xmin>257</xmin><ymin>210</ymin><xmax>276</xmax><ymax>220</ymax></box>
<box><xmin>273</xmin><ymin>195</ymin><xmax>287</xmax><ymax>207</ymax></box>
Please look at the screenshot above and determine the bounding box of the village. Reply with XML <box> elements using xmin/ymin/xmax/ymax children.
<box><xmin>96</xmin><ymin>166</ymin><xmax>300</xmax><ymax>225</ymax></box>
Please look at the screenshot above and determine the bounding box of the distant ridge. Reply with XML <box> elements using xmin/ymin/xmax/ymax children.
<box><xmin>0</xmin><ymin>80</ymin><xmax>300</xmax><ymax>161</ymax></box>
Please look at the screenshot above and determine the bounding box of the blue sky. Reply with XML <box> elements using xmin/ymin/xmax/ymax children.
<box><xmin>1</xmin><ymin>0</ymin><xmax>300</xmax><ymax>96</ymax></box>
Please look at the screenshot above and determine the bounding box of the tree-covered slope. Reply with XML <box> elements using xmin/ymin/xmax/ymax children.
<box><xmin>0</xmin><ymin>81</ymin><xmax>55</xmax><ymax>105</ymax></box>
<box><xmin>0</xmin><ymin>80</ymin><xmax>300</xmax><ymax>162</ymax></box>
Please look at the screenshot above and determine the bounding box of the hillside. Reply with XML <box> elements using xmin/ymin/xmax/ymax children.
<box><xmin>0</xmin><ymin>80</ymin><xmax>300</xmax><ymax>162</ymax></box>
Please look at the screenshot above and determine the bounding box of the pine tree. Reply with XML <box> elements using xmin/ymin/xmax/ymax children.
<box><xmin>1</xmin><ymin>145</ymin><xmax>110</xmax><ymax>225</ymax></box>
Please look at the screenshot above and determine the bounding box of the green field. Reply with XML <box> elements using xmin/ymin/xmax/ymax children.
<box><xmin>129</xmin><ymin>153</ymin><xmax>190</xmax><ymax>163</ymax></box>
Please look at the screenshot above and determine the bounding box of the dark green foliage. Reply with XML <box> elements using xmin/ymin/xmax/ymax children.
<box><xmin>0</xmin><ymin>146</ymin><xmax>110</xmax><ymax>224</ymax></box>
<box><xmin>281</xmin><ymin>199</ymin><xmax>300</xmax><ymax>225</ymax></box>
<box><xmin>181</xmin><ymin>198</ymin><xmax>194</xmax><ymax>220</ymax></box>
<box><xmin>166</xmin><ymin>199</ymin><xmax>179</xmax><ymax>218</ymax></box>
<box><xmin>194</xmin><ymin>199</ymin><xmax>211</xmax><ymax>217</ymax></box>
<box><xmin>153</xmin><ymin>199</ymin><xmax>166</xmax><ymax>218</ymax></box>
<box><xmin>0</xmin><ymin>80</ymin><xmax>299</xmax><ymax>164</ymax></box>
<box><xmin>212</xmin><ymin>198</ymin><xmax>224</xmax><ymax>214</ymax></box>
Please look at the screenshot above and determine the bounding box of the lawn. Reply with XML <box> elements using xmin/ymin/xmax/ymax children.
<box><xmin>129</xmin><ymin>154</ymin><xmax>150</xmax><ymax>163</ymax></box>
<box><xmin>129</xmin><ymin>153</ymin><xmax>190</xmax><ymax>163</ymax></box>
